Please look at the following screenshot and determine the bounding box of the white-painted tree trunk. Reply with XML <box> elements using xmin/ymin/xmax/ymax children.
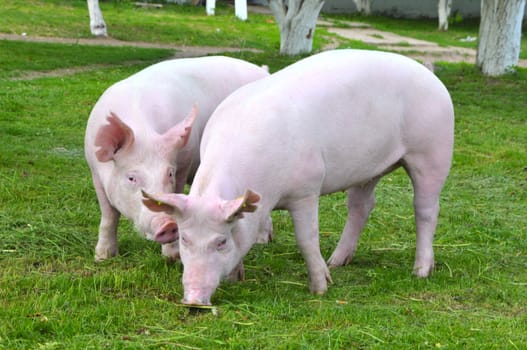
<box><xmin>206</xmin><ymin>0</ymin><xmax>216</xmax><ymax>16</ymax></box>
<box><xmin>353</xmin><ymin>0</ymin><xmax>372</xmax><ymax>15</ymax></box>
<box><xmin>206</xmin><ymin>0</ymin><xmax>247</xmax><ymax>20</ymax></box>
<box><xmin>87</xmin><ymin>0</ymin><xmax>107</xmax><ymax>37</ymax></box>
<box><xmin>235</xmin><ymin>0</ymin><xmax>248</xmax><ymax>21</ymax></box>
<box><xmin>269</xmin><ymin>0</ymin><xmax>325</xmax><ymax>55</ymax></box>
<box><xmin>476</xmin><ymin>0</ymin><xmax>526</xmax><ymax>76</ymax></box>
<box><xmin>438</xmin><ymin>0</ymin><xmax>452</xmax><ymax>31</ymax></box>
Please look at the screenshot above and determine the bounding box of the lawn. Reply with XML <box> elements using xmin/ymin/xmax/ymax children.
<box><xmin>1</xmin><ymin>1</ymin><xmax>526</xmax><ymax>349</ymax></box>
<box><xmin>0</xmin><ymin>0</ymin><xmax>282</xmax><ymax>50</ymax></box>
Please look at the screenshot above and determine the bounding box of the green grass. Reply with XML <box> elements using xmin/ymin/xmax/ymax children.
<box><xmin>0</xmin><ymin>0</ymin><xmax>283</xmax><ymax>50</ymax></box>
<box><xmin>0</xmin><ymin>40</ymin><xmax>175</xmax><ymax>79</ymax></box>
<box><xmin>1</xmin><ymin>1</ymin><xmax>527</xmax><ymax>348</ymax></box>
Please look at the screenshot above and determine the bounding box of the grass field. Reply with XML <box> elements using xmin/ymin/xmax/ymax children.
<box><xmin>1</xmin><ymin>1</ymin><xmax>526</xmax><ymax>349</ymax></box>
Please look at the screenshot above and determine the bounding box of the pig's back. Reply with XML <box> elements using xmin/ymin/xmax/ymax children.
<box><xmin>199</xmin><ymin>50</ymin><xmax>454</xmax><ymax>197</ymax></box>
<box><xmin>203</xmin><ymin>49</ymin><xmax>452</xmax><ymax>154</ymax></box>
<box><xmin>120</xmin><ymin>56</ymin><xmax>267</xmax><ymax>96</ymax></box>
<box><xmin>88</xmin><ymin>56</ymin><xmax>268</xmax><ymax>132</ymax></box>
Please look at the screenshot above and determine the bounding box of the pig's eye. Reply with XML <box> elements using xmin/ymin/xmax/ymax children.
<box><xmin>127</xmin><ymin>174</ymin><xmax>137</xmax><ymax>184</ymax></box>
<box><xmin>181</xmin><ymin>234</ymin><xmax>189</xmax><ymax>246</ymax></box>
<box><xmin>217</xmin><ymin>238</ymin><xmax>227</xmax><ymax>251</ymax></box>
<box><xmin>168</xmin><ymin>168</ymin><xmax>176</xmax><ymax>182</ymax></box>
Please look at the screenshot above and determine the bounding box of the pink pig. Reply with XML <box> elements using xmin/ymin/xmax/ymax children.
<box><xmin>143</xmin><ymin>49</ymin><xmax>455</xmax><ymax>305</ymax></box>
<box><xmin>84</xmin><ymin>56</ymin><xmax>269</xmax><ymax>261</ymax></box>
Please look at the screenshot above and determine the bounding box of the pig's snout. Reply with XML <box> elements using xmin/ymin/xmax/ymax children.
<box><xmin>182</xmin><ymin>289</ymin><xmax>212</xmax><ymax>306</ymax></box>
<box><xmin>154</xmin><ymin>221</ymin><xmax>178</xmax><ymax>244</ymax></box>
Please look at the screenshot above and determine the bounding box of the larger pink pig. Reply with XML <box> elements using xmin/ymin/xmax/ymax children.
<box><xmin>85</xmin><ymin>56</ymin><xmax>269</xmax><ymax>261</ymax></box>
<box><xmin>143</xmin><ymin>49</ymin><xmax>455</xmax><ymax>305</ymax></box>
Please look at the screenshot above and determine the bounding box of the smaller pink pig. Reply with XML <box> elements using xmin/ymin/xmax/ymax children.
<box><xmin>143</xmin><ymin>49</ymin><xmax>455</xmax><ymax>306</ymax></box>
<box><xmin>84</xmin><ymin>56</ymin><xmax>269</xmax><ymax>261</ymax></box>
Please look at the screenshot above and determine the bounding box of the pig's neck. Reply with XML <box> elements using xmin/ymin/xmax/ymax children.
<box><xmin>191</xmin><ymin>168</ymin><xmax>241</xmax><ymax>199</ymax></box>
<box><xmin>230</xmin><ymin>210</ymin><xmax>271</xmax><ymax>264</ymax></box>
<box><xmin>192</xmin><ymin>168</ymin><xmax>272</xmax><ymax>258</ymax></box>
<box><xmin>183</xmin><ymin>125</ymin><xmax>204</xmax><ymax>173</ymax></box>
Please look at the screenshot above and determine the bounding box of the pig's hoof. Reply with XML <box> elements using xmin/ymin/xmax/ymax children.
<box><xmin>256</xmin><ymin>230</ymin><xmax>273</xmax><ymax>244</ymax></box>
<box><xmin>326</xmin><ymin>270</ymin><xmax>334</xmax><ymax>285</ymax></box>
<box><xmin>326</xmin><ymin>253</ymin><xmax>353</xmax><ymax>268</ymax></box>
<box><xmin>413</xmin><ymin>262</ymin><xmax>434</xmax><ymax>278</ymax></box>
<box><xmin>309</xmin><ymin>266</ymin><xmax>332</xmax><ymax>294</ymax></box>
<box><xmin>182</xmin><ymin>291</ymin><xmax>212</xmax><ymax>307</ymax></box>
<box><xmin>187</xmin><ymin>305</ymin><xmax>218</xmax><ymax>316</ymax></box>
<box><xmin>161</xmin><ymin>241</ymin><xmax>180</xmax><ymax>262</ymax></box>
<box><xmin>310</xmin><ymin>285</ymin><xmax>328</xmax><ymax>295</ymax></box>
<box><xmin>95</xmin><ymin>244</ymin><xmax>118</xmax><ymax>261</ymax></box>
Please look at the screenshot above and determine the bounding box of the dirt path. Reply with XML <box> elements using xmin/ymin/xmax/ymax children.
<box><xmin>319</xmin><ymin>20</ymin><xmax>527</xmax><ymax>68</ymax></box>
<box><xmin>0</xmin><ymin>32</ymin><xmax>261</xmax><ymax>80</ymax></box>
<box><xmin>0</xmin><ymin>32</ymin><xmax>259</xmax><ymax>58</ymax></box>
<box><xmin>321</xmin><ymin>22</ymin><xmax>477</xmax><ymax>65</ymax></box>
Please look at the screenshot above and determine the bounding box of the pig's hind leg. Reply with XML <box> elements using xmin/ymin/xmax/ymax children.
<box><xmin>402</xmin><ymin>152</ymin><xmax>451</xmax><ymax>278</ymax></box>
<box><xmin>327</xmin><ymin>178</ymin><xmax>380</xmax><ymax>268</ymax></box>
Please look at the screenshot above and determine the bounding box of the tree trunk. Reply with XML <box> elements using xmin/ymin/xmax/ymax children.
<box><xmin>438</xmin><ymin>0</ymin><xmax>452</xmax><ymax>31</ymax></box>
<box><xmin>235</xmin><ymin>0</ymin><xmax>248</xmax><ymax>21</ymax></box>
<box><xmin>206</xmin><ymin>0</ymin><xmax>215</xmax><ymax>15</ymax></box>
<box><xmin>353</xmin><ymin>0</ymin><xmax>371</xmax><ymax>15</ymax></box>
<box><xmin>87</xmin><ymin>0</ymin><xmax>107</xmax><ymax>37</ymax></box>
<box><xmin>476</xmin><ymin>0</ymin><xmax>526</xmax><ymax>76</ymax></box>
<box><xmin>269</xmin><ymin>0</ymin><xmax>325</xmax><ymax>55</ymax></box>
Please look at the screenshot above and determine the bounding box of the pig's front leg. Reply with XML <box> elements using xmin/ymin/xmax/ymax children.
<box><xmin>161</xmin><ymin>241</ymin><xmax>180</xmax><ymax>261</ymax></box>
<box><xmin>227</xmin><ymin>261</ymin><xmax>245</xmax><ymax>282</ymax></box>
<box><xmin>175</xmin><ymin>162</ymin><xmax>192</xmax><ymax>194</ymax></box>
<box><xmin>289</xmin><ymin>196</ymin><xmax>333</xmax><ymax>294</ymax></box>
<box><xmin>256</xmin><ymin>215</ymin><xmax>273</xmax><ymax>244</ymax></box>
<box><xmin>93</xmin><ymin>174</ymin><xmax>120</xmax><ymax>261</ymax></box>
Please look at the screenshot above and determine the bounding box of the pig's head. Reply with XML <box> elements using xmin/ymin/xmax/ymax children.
<box><xmin>142</xmin><ymin>189</ymin><xmax>260</xmax><ymax>306</ymax></box>
<box><xmin>93</xmin><ymin>106</ymin><xmax>198</xmax><ymax>246</ymax></box>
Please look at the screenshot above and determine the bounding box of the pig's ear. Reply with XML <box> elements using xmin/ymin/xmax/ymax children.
<box><xmin>142</xmin><ymin>190</ymin><xmax>187</xmax><ymax>217</ymax></box>
<box><xmin>222</xmin><ymin>190</ymin><xmax>260</xmax><ymax>223</ymax></box>
<box><xmin>162</xmin><ymin>104</ymin><xmax>198</xmax><ymax>150</ymax></box>
<box><xmin>95</xmin><ymin>112</ymin><xmax>135</xmax><ymax>162</ymax></box>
